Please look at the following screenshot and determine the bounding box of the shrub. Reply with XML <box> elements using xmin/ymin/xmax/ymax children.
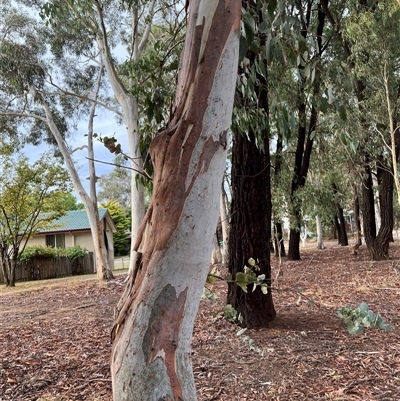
<box><xmin>62</xmin><ymin>245</ymin><xmax>87</xmax><ymax>260</ymax></box>
<box><xmin>19</xmin><ymin>245</ymin><xmax>58</xmax><ymax>264</ymax></box>
<box><xmin>19</xmin><ymin>245</ymin><xmax>88</xmax><ymax>264</ymax></box>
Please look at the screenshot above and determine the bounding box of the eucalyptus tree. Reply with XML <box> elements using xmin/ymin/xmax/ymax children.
<box><xmin>0</xmin><ymin>3</ymin><xmax>116</xmax><ymax>280</ymax></box>
<box><xmin>0</xmin><ymin>154</ymin><xmax>70</xmax><ymax>286</ymax></box>
<box><xmin>34</xmin><ymin>0</ymin><xmax>184</xmax><ymax>275</ymax></box>
<box><xmin>322</xmin><ymin>0</ymin><xmax>400</xmax><ymax>259</ymax></box>
<box><xmin>98</xmin><ymin>155</ymin><xmax>132</xmax><ymax>211</ymax></box>
<box><xmin>110</xmin><ymin>1</ymin><xmax>240</xmax><ymax>398</ymax></box>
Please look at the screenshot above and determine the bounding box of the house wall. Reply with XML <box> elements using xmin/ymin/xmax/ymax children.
<box><xmin>26</xmin><ymin>222</ymin><xmax>116</xmax><ymax>270</ymax></box>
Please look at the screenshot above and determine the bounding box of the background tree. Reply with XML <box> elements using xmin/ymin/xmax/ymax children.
<box><xmin>57</xmin><ymin>192</ymin><xmax>85</xmax><ymax>211</ymax></box>
<box><xmin>38</xmin><ymin>0</ymin><xmax>185</xmax><ymax>276</ymax></box>
<box><xmin>0</xmin><ymin>154</ymin><xmax>70</xmax><ymax>286</ymax></box>
<box><xmin>98</xmin><ymin>155</ymin><xmax>132</xmax><ymax>211</ymax></box>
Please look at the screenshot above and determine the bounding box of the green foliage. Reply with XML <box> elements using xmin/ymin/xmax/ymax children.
<box><xmin>62</xmin><ymin>245</ymin><xmax>88</xmax><ymax>260</ymax></box>
<box><xmin>225</xmin><ymin>258</ymin><xmax>269</xmax><ymax>294</ymax></box>
<box><xmin>224</xmin><ymin>304</ymin><xmax>242</xmax><ymax>324</ymax></box>
<box><xmin>19</xmin><ymin>245</ymin><xmax>88</xmax><ymax>264</ymax></box>
<box><xmin>18</xmin><ymin>245</ymin><xmax>58</xmax><ymax>264</ymax></box>
<box><xmin>100</xmin><ymin>200</ymin><xmax>131</xmax><ymax>256</ymax></box>
<box><xmin>337</xmin><ymin>302</ymin><xmax>392</xmax><ymax>335</ymax></box>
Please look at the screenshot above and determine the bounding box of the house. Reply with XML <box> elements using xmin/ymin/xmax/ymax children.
<box><xmin>26</xmin><ymin>209</ymin><xmax>117</xmax><ymax>270</ymax></box>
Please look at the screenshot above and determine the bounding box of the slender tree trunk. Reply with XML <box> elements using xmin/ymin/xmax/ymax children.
<box><xmin>273</xmin><ymin>221</ymin><xmax>286</xmax><ymax>257</ymax></box>
<box><xmin>30</xmin><ymin>87</ymin><xmax>113</xmax><ymax>283</ymax></box>
<box><xmin>288</xmin><ymin>2</ymin><xmax>325</xmax><ymax>260</ymax></box>
<box><xmin>211</xmin><ymin>232</ymin><xmax>222</xmax><ymax>264</ymax></box>
<box><xmin>332</xmin><ymin>183</ymin><xmax>348</xmax><ymax>246</ymax></box>
<box><xmin>315</xmin><ymin>215</ymin><xmax>325</xmax><ymax>249</ymax></box>
<box><xmin>111</xmin><ymin>2</ymin><xmax>240</xmax><ymax>399</ymax></box>
<box><xmin>273</xmin><ymin>130</ymin><xmax>286</xmax><ymax>257</ymax></box>
<box><xmin>219</xmin><ymin>184</ymin><xmax>229</xmax><ymax>267</ymax></box>
<box><xmin>337</xmin><ymin>208</ymin><xmax>348</xmax><ymax>246</ymax></box>
<box><xmin>353</xmin><ymin>186</ymin><xmax>362</xmax><ymax>246</ymax></box>
<box><xmin>87</xmin><ymin>67</ymin><xmax>114</xmax><ymax>280</ymax></box>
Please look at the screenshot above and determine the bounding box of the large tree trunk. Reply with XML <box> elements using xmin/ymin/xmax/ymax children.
<box><xmin>227</xmin><ymin>0</ymin><xmax>275</xmax><ymax>327</ymax></box>
<box><xmin>111</xmin><ymin>2</ymin><xmax>240</xmax><ymax>399</ymax></box>
<box><xmin>227</xmin><ymin>130</ymin><xmax>276</xmax><ymax>328</ymax></box>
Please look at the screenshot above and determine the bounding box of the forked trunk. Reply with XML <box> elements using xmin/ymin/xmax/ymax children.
<box><xmin>111</xmin><ymin>1</ymin><xmax>240</xmax><ymax>399</ymax></box>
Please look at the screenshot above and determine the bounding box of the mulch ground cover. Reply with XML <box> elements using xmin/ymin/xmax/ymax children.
<box><xmin>1</xmin><ymin>241</ymin><xmax>400</xmax><ymax>400</ymax></box>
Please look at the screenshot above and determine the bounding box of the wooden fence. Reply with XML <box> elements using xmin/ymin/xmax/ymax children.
<box><xmin>0</xmin><ymin>252</ymin><xmax>94</xmax><ymax>284</ymax></box>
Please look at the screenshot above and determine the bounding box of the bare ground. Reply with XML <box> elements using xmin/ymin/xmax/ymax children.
<box><xmin>1</xmin><ymin>242</ymin><xmax>400</xmax><ymax>401</ymax></box>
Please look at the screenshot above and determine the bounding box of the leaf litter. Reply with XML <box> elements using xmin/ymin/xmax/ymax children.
<box><xmin>1</xmin><ymin>241</ymin><xmax>400</xmax><ymax>400</ymax></box>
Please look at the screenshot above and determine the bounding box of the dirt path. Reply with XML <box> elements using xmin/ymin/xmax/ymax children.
<box><xmin>1</xmin><ymin>243</ymin><xmax>400</xmax><ymax>400</ymax></box>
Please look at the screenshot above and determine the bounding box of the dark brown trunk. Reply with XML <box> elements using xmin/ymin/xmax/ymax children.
<box><xmin>288</xmin><ymin>2</ymin><xmax>325</xmax><ymax>260</ymax></box>
<box><xmin>337</xmin><ymin>208</ymin><xmax>348</xmax><ymax>246</ymax></box>
<box><xmin>227</xmin><ymin>131</ymin><xmax>276</xmax><ymax>328</ymax></box>
<box><xmin>227</xmin><ymin>13</ymin><xmax>275</xmax><ymax>326</ymax></box>
<box><xmin>353</xmin><ymin>186</ymin><xmax>362</xmax><ymax>246</ymax></box>
<box><xmin>332</xmin><ymin>183</ymin><xmax>348</xmax><ymax>246</ymax></box>
<box><xmin>333</xmin><ymin>214</ymin><xmax>341</xmax><ymax>245</ymax></box>
<box><xmin>362</xmin><ymin>161</ymin><xmax>393</xmax><ymax>260</ymax></box>
<box><xmin>288</xmin><ymin>226</ymin><xmax>301</xmax><ymax>260</ymax></box>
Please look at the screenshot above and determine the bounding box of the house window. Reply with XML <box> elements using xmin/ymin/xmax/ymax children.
<box><xmin>46</xmin><ymin>234</ymin><xmax>65</xmax><ymax>249</ymax></box>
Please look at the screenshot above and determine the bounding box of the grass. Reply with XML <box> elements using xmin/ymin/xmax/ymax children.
<box><xmin>0</xmin><ymin>268</ymin><xmax>129</xmax><ymax>296</ymax></box>
<box><xmin>0</xmin><ymin>256</ymin><xmax>131</xmax><ymax>295</ymax></box>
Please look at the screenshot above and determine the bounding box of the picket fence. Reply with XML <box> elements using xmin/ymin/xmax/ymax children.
<box><xmin>0</xmin><ymin>252</ymin><xmax>94</xmax><ymax>284</ymax></box>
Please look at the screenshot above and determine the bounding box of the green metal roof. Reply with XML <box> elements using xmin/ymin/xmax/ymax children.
<box><xmin>39</xmin><ymin>208</ymin><xmax>109</xmax><ymax>233</ymax></box>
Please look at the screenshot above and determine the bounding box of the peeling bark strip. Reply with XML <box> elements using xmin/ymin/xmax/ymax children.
<box><xmin>143</xmin><ymin>285</ymin><xmax>188</xmax><ymax>401</ymax></box>
<box><xmin>136</xmin><ymin>0</ymin><xmax>240</xmax><ymax>256</ymax></box>
<box><xmin>111</xmin><ymin>1</ymin><xmax>240</xmax><ymax>400</ymax></box>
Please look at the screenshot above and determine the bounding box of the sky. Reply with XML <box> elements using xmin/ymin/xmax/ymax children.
<box><xmin>23</xmin><ymin>109</ymin><xmax>129</xmax><ymax>198</ymax></box>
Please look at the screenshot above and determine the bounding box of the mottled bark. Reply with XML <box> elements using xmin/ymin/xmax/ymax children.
<box><xmin>111</xmin><ymin>1</ymin><xmax>240</xmax><ymax>400</ymax></box>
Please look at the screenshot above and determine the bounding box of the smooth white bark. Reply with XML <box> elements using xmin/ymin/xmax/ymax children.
<box><xmin>315</xmin><ymin>215</ymin><xmax>325</xmax><ymax>249</ymax></box>
<box><xmin>31</xmin><ymin>86</ymin><xmax>111</xmax><ymax>282</ymax></box>
<box><xmin>111</xmin><ymin>1</ymin><xmax>240</xmax><ymax>399</ymax></box>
